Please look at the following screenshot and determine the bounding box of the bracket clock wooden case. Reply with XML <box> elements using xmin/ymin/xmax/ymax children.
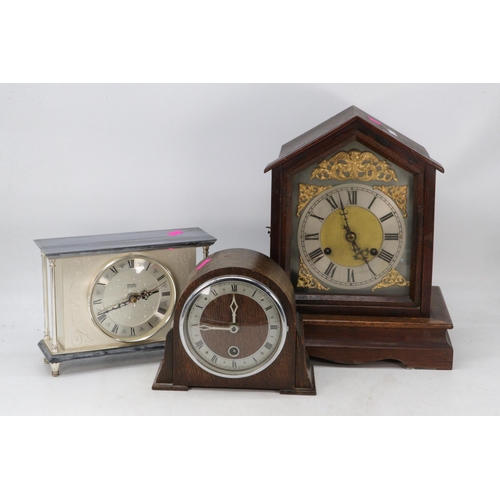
<box><xmin>265</xmin><ymin>106</ymin><xmax>453</xmax><ymax>369</ymax></box>
<box><xmin>152</xmin><ymin>248</ymin><xmax>316</xmax><ymax>394</ymax></box>
<box><xmin>35</xmin><ymin>227</ymin><xmax>216</xmax><ymax>376</ymax></box>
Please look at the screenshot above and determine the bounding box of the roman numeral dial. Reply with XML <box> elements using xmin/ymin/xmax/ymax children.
<box><xmin>298</xmin><ymin>183</ymin><xmax>408</xmax><ymax>290</ymax></box>
<box><xmin>180</xmin><ymin>277</ymin><xmax>287</xmax><ymax>378</ymax></box>
<box><xmin>89</xmin><ymin>255</ymin><xmax>176</xmax><ymax>342</ymax></box>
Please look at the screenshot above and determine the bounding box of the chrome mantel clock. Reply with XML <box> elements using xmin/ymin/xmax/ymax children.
<box><xmin>265</xmin><ymin>106</ymin><xmax>454</xmax><ymax>369</ymax></box>
<box><xmin>35</xmin><ymin>227</ymin><xmax>216</xmax><ymax>376</ymax></box>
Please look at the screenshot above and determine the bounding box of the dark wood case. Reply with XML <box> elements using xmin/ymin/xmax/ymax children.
<box><xmin>265</xmin><ymin>106</ymin><xmax>454</xmax><ymax>369</ymax></box>
<box><xmin>153</xmin><ymin>248</ymin><xmax>316</xmax><ymax>393</ymax></box>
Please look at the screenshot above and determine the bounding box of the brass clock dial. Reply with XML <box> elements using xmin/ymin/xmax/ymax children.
<box><xmin>179</xmin><ymin>276</ymin><xmax>287</xmax><ymax>378</ymax></box>
<box><xmin>90</xmin><ymin>256</ymin><xmax>176</xmax><ymax>342</ymax></box>
<box><xmin>298</xmin><ymin>183</ymin><xmax>407</xmax><ymax>290</ymax></box>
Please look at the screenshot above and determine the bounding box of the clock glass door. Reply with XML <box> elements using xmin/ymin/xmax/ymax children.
<box><xmin>291</xmin><ymin>141</ymin><xmax>414</xmax><ymax>297</ymax></box>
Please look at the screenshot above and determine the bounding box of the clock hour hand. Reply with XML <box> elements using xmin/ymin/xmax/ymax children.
<box><xmin>139</xmin><ymin>288</ymin><xmax>160</xmax><ymax>300</ymax></box>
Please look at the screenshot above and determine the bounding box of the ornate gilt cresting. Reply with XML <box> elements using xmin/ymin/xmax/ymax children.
<box><xmin>310</xmin><ymin>150</ymin><xmax>398</xmax><ymax>183</ymax></box>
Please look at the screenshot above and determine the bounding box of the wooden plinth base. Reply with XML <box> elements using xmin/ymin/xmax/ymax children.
<box><xmin>302</xmin><ymin>286</ymin><xmax>454</xmax><ymax>370</ymax></box>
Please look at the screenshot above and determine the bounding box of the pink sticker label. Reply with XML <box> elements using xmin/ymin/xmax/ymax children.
<box><xmin>196</xmin><ymin>258</ymin><xmax>211</xmax><ymax>271</ymax></box>
<box><xmin>168</xmin><ymin>230</ymin><xmax>184</xmax><ymax>236</ymax></box>
<box><xmin>368</xmin><ymin>116</ymin><xmax>382</xmax><ymax>125</ymax></box>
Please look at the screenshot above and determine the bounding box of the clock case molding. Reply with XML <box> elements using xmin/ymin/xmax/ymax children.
<box><xmin>265</xmin><ymin>106</ymin><xmax>454</xmax><ymax>369</ymax></box>
<box><xmin>152</xmin><ymin>248</ymin><xmax>316</xmax><ymax>394</ymax></box>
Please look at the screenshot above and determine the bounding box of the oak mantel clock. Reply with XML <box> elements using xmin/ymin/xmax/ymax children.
<box><xmin>265</xmin><ymin>106</ymin><xmax>453</xmax><ymax>369</ymax></box>
<box><xmin>152</xmin><ymin>248</ymin><xmax>316</xmax><ymax>394</ymax></box>
<box><xmin>35</xmin><ymin>227</ymin><xmax>216</xmax><ymax>376</ymax></box>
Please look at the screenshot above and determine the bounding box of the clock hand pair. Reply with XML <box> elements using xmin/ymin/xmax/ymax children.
<box><xmin>98</xmin><ymin>286</ymin><xmax>161</xmax><ymax>316</ymax></box>
<box><xmin>338</xmin><ymin>195</ymin><xmax>376</xmax><ymax>276</ymax></box>
<box><xmin>199</xmin><ymin>294</ymin><xmax>240</xmax><ymax>333</ymax></box>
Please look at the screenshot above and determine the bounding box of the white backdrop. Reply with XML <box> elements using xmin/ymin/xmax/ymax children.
<box><xmin>1</xmin><ymin>83</ymin><xmax>500</xmax><ymax>418</ymax></box>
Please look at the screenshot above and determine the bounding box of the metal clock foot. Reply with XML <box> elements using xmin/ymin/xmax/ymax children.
<box><xmin>50</xmin><ymin>363</ymin><xmax>60</xmax><ymax>377</ymax></box>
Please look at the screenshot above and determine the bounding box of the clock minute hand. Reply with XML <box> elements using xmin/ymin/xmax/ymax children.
<box><xmin>339</xmin><ymin>195</ymin><xmax>376</xmax><ymax>277</ymax></box>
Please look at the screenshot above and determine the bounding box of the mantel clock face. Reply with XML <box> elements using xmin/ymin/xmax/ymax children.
<box><xmin>179</xmin><ymin>276</ymin><xmax>287</xmax><ymax>378</ymax></box>
<box><xmin>292</xmin><ymin>143</ymin><xmax>413</xmax><ymax>298</ymax></box>
<box><xmin>89</xmin><ymin>256</ymin><xmax>176</xmax><ymax>342</ymax></box>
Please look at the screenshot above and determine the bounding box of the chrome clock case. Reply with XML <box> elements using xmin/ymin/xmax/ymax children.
<box><xmin>35</xmin><ymin>227</ymin><xmax>216</xmax><ymax>376</ymax></box>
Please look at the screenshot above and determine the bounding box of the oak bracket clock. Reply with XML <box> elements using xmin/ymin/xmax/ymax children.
<box><xmin>265</xmin><ymin>106</ymin><xmax>453</xmax><ymax>369</ymax></box>
<box><xmin>152</xmin><ymin>248</ymin><xmax>316</xmax><ymax>394</ymax></box>
<box><xmin>35</xmin><ymin>227</ymin><xmax>216</xmax><ymax>376</ymax></box>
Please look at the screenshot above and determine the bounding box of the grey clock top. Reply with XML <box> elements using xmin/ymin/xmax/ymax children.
<box><xmin>34</xmin><ymin>227</ymin><xmax>216</xmax><ymax>258</ymax></box>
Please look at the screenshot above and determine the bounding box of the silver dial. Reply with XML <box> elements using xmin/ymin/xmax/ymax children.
<box><xmin>89</xmin><ymin>256</ymin><xmax>176</xmax><ymax>342</ymax></box>
<box><xmin>180</xmin><ymin>276</ymin><xmax>287</xmax><ymax>378</ymax></box>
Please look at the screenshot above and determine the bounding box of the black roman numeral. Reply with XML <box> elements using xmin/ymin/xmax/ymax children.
<box><xmin>158</xmin><ymin>307</ymin><xmax>167</xmax><ymax>315</ymax></box>
<box><xmin>378</xmin><ymin>249</ymin><xmax>394</xmax><ymax>263</ymax></box>
<box><xmin>309</xmin><ymin>213</ymin><xmax>324</xmax><ymax>222</ymax></box>
<box><xmin>347</xmin><ymin>269</ymin><xmax>355</xmax><ymax>283</ymax></box>
<box><xmin>380</xmin><ymin>212</ymin><xmax>394</xmax><ymax>223</ymax></box>
<box><xmin>109</xmin><ymin>266</ymin><xmax>118</xmax><ymax>274</ymax></box>
<box><xmin>308</xmin><ymin>247</ymin><xmax>324</xmax><ymax>264</ymax></box>
<box><xmin>195</xmin><ymin>340</ymin><xmax>204</xmax><ymax>349</ymax></box>
<box><xmin>325</xmin><ymin>262</ymin><xmax>337</xmax><ymax>278</ymax></box>
<box><xmin>347</xmin><ymin>190</ymin><xmax>357</xmax><ymax>205</ymax></box>
<box><xmin>305</xmin><ymin>233</ymin><xmax>319</xmax><ymax>240</ymax></box>
<box><xmin>264</xmin><ymin>342</ymin><xmax>273</xmax><ymax>350</ymax></box>
<box><xmin>128</xmin><ymin>259</ymin><xmax>134</xmax><ymax>268</ymax></box>
<box><xmin>157</xmin><ymin>274</ymin><xmax>165</xmax><ymax>282</ymax></box>
<box><xmin>231</xmin><ymin>284</ymin><xmax>237</xmax><ymax>292</ymax></box>
<box><xmin>326</xmin><ymin>196</ymin><xmax>338</xmax><ymax>210</ymax></box>
<box><xmin>384</xmin><ymin>233</ymin><xmax>399</xmax><ymax>240</ymax></box>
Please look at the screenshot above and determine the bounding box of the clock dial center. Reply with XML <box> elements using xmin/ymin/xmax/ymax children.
<box><xmin>320</xmin><ymin>205</ymin><xmax>383</xmax><ymax>268</ymax></box>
